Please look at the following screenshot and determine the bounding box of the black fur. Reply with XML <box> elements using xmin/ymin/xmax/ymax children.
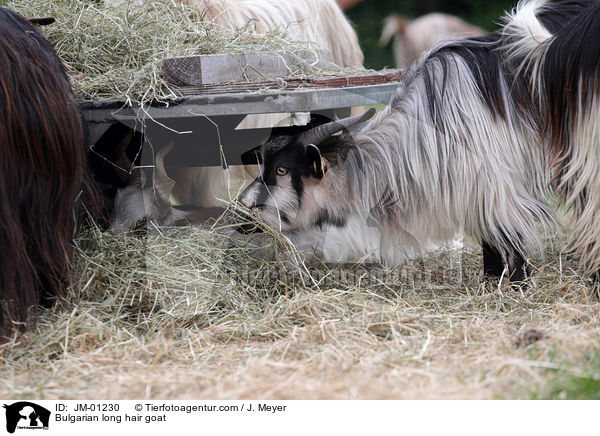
<box><xmin>415</xmin><ymin>0</ymin><xmax>592</xmax><ymax>125</ymax></box>
<box><xmin>315</xmin><ymin>209</ymin><xmax>347</xmax><ymax>229</ymax></box>
<box><xmin>542</xmin><ymin>0</ymin><xmax>600</xmax><ymax>155</ymax></box>
<box><xmin>482</xmin><ymin>241</ymin><xmax>527</xmax><ymax>282</ymax></box>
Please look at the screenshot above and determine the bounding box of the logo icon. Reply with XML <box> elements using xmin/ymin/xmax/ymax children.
<box><xmin>3</xmin><ymin>402</ymin><xmax>50</xmax><ymax>434</ymax></box>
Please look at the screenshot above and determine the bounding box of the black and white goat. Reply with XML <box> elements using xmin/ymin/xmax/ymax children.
<box><xmin>109</xmin><ymin>141</ymin><xmax>224</xmax><ymax>232</ymax></box>
<box><xmin>239</xmin><ymin>0</ymin><xmax>600</xmax><ymax>281</ymax></box>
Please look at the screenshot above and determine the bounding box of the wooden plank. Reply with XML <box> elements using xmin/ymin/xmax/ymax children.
<box><xmin>169</xmin><ymin>69</ymin><xmax>404</xmax><ymax>95</ymax></box>
<box><xmin>162</xmin><ymin>51</ymin><xmax>334</xmax><ymax>86</ymax></box>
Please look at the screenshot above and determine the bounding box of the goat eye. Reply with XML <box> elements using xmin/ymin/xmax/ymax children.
<box><xmin>276</xmin><ymin>167</ymin><xmax>288</xmax><ymax>176</ymax></box>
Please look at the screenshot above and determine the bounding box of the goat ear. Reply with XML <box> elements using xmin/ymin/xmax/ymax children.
<box><xmin>112</xmin><ymin>129</ymin><xmax>136</xmax><ymax>186</ymax></box>
<box><xmin>28</xmin><ymin>17</ymin><xmax>55</xmax><ymax>27</ymax></box>
<box><xmin>306</xmin><ymin>144</ymin><xmax>327</xmax><ymax>179</ymax></box>
<box><xmin>241</xmin><ymin>145</ymin><xmax>262</xmax><ymax>165</ymax></box>
<box><xmin>379</xmin><ymin>14</ymin><xmax>407</xmax><ymax>45</ymax></box>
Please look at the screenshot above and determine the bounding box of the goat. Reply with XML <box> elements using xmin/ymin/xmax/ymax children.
<box><xmin>239</xmin><ymin>0</ymin><xmax>600</xmax><ymax>282</ymax></box>
<box><xmin>175</xmin><ymin>0</ymin><xmax>364</xmax><ymax>209</ymax></box>
<box><xmin>379</xmin><ymin>12</ymin><xmax>486</xmax><ymax>69</ymax></box>
<box><xmin>0</xmin><ymin>8</ymin><xmax>87</xmax><ymax>329</ymax></box>
<box><xmin>110</xmin><ymin>142</ymin><xmax>225</xmax><ymax>232</ymax></box>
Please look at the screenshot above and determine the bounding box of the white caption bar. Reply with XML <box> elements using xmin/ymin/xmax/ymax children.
<box><xmin>0</xmin><ymin>400</ymin><xmax>595</xmax><ymax>436</ymax></box>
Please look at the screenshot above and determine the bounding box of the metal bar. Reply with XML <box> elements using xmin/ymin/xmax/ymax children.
<box><xmin>80</xmin><ymin>83</ymin><xmax>398</xmax><ymax>123</ymax></box>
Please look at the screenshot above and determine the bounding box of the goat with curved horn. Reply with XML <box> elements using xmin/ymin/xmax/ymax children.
<box><xmin>153</xmin><ymin>142</ymin><xmax>177</xmax><ymax>207</ymax></box>
<box><xmin>238</xmin><ymin>0</ymin><xmax>600</xmax><ymax>283</ymax></box>
<box><xmin>110</xmin><ymin>141</ymin><xmax>225</xmax><ymax>232</ymax></box>
<box><xmin>298</xmin><ymin>108</ymin><xmax>376</xmax><ymax>146</ymax></box>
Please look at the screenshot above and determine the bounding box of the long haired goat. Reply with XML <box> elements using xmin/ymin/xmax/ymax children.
<box><xmin>0</xmin><ymin>8</ymin><xmax>86</xmax><ymax>329</ymax></box>
<box><xmin>239</xmin><ymin>0</ymin><xmax>599</xmax><ymax>281</ymax></box>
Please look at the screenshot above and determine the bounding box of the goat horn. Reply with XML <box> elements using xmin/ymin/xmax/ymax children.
<box><xmin>28</xmin><ymin>17</ymin><xmax>55</xmax><ymax>27</ymax></box>
<box><xmin>114</xmin><ymin>130</ymin><xmax>134</xmax><ymax>169</ymax></box>
<box><xmin>298</xmin><ymin>107</ymin><xmax>376</xmax><ymax>146</ymax></box>
<box><xmin>153</xmin><ymin>141</ymin><xmax>176</xmax><ymax>206</ymax></box>
<box><xmin>112</xmin><ymin>130</ymin><xmax>137</xmax><ymax>185</ymax></box>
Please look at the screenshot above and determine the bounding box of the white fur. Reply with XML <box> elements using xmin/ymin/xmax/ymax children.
<box><xmin>380</xmin><ymin>13</ymin><xmax>486</xmax><ymax>69</ymax></box>
<box><xmin>235</xmin><ymin>214</ymin><xmax>461</xmax><ymax>266</ymax></box>
<box><xmin>559</xmin><ymin>91</ymin><xmax>600</xmax><ymax>274</ymax></box>
<box><xmin>290</xmin><ymin>215</ymin><xmax>422</xmax><ymax>266</ymax></box>
<box><xmin>110</xmin><ymin>185</ymin><xmax>191</xmax><ymax>232</ymax></box>
<box><xmin>340</xmin><ymin>56</ymin><xmax>555</xmax><ymax>259</ymax></box>
<box><xmin>502</xmin><ymin>0</ymin><xmax>552</xmax><ymax>58</ymax></box>
<box><xmin>501</xmin><ymin>0</ymin><xmax>553</xmax><ymax>89</ymax></box>
<box><xmin>173</xmin><ymin>165</ymin><xmax>257</xmax><ymax>208</ymax></box>
<box><xmin>195</xmin><ymin>0</ymin><xmax>363</xmax><ymax>67</ymax></box>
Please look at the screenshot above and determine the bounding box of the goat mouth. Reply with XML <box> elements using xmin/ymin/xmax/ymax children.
<box><xmin>236</xmin><ymin>212</ymin><xmax>264</xmax><ymax>235</ymax></box>
<box><xmin>236</xmin><ymin>222</ymin><xmax>264</xmax><ymax>235</ymax></box>
<box><xmin>232</xmin><ymin>207</ymin><xmax>266</xmax><ymax>234</ymax></box>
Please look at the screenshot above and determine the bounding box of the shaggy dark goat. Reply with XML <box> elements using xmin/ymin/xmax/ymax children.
<box><xmin>239</xmin><ymin>0</ymin><xmax>600</xmax><ymax>282</ymax></box>
<box><xmin>0</xmin><ymin>8</ymin><xmax>86</xmax><ymax>330</ymax></box>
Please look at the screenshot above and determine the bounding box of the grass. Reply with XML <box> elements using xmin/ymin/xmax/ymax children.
<box><xmin>530</xmin><ymin>348</ymin><xmax>600</xmax><ymax>399</ymax></box>
<box><xmin>1</xmin><ymin>214</ymin><xmax>599</xmax><ymax>400</ymax></box>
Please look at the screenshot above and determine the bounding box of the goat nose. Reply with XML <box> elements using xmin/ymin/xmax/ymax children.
<box><xmin>236</xmin><ymin>191</ymin><xmax>256</xmax><ymax>211</ymax></box>
<box><xmin>240</xmin><ymin>198</ymin><xmax>255</xmax><ymax>209</ymax></box>
<box><xmin>238</xmin><ymin>177</ymin><xmax>262</xmax><ymax>207</ymax></box>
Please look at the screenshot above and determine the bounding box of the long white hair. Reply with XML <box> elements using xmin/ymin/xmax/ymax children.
<box><xmin>194</xmin><ymin>0</ymin><xmax>363</xmax><ymax>66</ymax></box>
<box><xmin>337</xmin><ymin>0</ymin><xmax>598</xmax><ymax>273</ymax></box>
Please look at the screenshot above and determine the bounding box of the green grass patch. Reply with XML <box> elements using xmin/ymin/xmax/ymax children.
<box><xmin>531</xmin><ymin>348</ymin><xmax>600</xmax><ymax>400</ymax></box>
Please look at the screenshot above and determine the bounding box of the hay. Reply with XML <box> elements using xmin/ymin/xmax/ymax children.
<box><xmin>2</xmin><ymin>0</ymin><xmax>361</xmax><ymax>104</ymax></box>
<box><xmin>1</xmin><ymin>212</ymin><xmax>600</xmax><ymax>399</ymax></box>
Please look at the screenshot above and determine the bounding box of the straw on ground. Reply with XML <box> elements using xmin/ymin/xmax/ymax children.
<box><xmin>1</xmin><ymin>217</ymin><xmax>599</xmax><ymax>399</ymax></box>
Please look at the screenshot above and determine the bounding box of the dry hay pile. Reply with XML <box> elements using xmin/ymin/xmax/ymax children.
<box><xmin>1</xmin><ymin>216</ymin><xmax>600</xmax><ymax>399</ymax></box>
<box><xmin>2</xmin><ymin>0</ymin><xmax>359</xmax><ymax>104</ymax></box>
